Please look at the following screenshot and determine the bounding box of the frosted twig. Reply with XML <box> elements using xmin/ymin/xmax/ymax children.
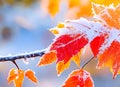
<box><xmin>0</xmin><ymin>50</ymin><xmax>45</xmax><ymax>62</ymax></box>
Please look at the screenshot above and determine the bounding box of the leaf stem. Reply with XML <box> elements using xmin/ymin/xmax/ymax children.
<box><xmin>81</xmin><ymin>56</ymin><xmax>94</xmax><ymax>69</ymax></box>
<box><xmin>12</xmin><ymin>60</ymin><xmax>19</xmax><ymax>69</ymax></box>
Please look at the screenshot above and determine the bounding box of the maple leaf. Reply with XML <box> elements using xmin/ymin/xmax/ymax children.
<box><xmin>41</xmin><ymin>0</ymin><xmax>61</xmax><ymax>17</ymax></box>
<box><xmin>37</xmin><ymin>51</ymin><xmax>57</xmax><ymax>66</ymax></box>
<box><xmin>71</xmin><ymin>50</ymin><xmax>82</xmax><ymax>67</ymax></box>
<box><xmin>48</xmin><ymin>0</ymin><xmax>61</xmax><ymax>17</ymax></box>
<box><xmin>40</xmin><ymin>3</ymin><xmax>120</xmax><ymax>77</ymax></box>
<box><xmin>90</xmin><ymin>33</ymin><xmax>108</xmax><ymax>56</ymax></box>
<box><xmin>97</xmin><ymin>40</ymin><xmax>120</xmax><ymax>78</ymax></box>
<box><xmin>42</xmin><ymin>17</ymin><xmax>109</xmax><ymax>74</ymax></box>
<box><xmin>62</xmin><ymin>69</ymin><xmax>94</xmax><ymax>87</ymax></box>
<box><xmin>25</xmin><ymin>69</ymin><xmax>38</xmax><ymax>83</ymax></box>
<box><xmin>91</xmin><ymin>3</ymin><xmax>120</xmax><ymax>78</ymax></box>
<box><xmin>7</xmin><ymin>68</ymin><xmax>24</xmax><ymax>87</ymax></box>
<box><xmin>38</xmin><ymin>33</ymin><xmax>86</xmax><ymax>74</ymax></box>
<box><xmin>50</xmin><ymin>33</ymin><xmax>88</xmax><ymax>64</ymax></box>
<box><xmin>8</xmin><ymin>68</ymin><xmax>38</xmax><ymax>87</ymax></box>
<box><xmin>56</xmin><ymin>60</ymin><xmax>71</xmax><ymax>75</ymax></box>
<box><xmin>92</xmin><ymin>3</ymin><xmax>120</xmax><ymax>29</ymax></box>
<box><xmin>7</xmin><ymin>68</ymin><xmax>18</xmax><ymax>83</ymax></box>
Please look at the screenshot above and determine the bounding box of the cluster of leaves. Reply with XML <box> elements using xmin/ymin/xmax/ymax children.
<box><xmin>38</xmin><ymin>2</ymin><xmax>120</xmax><ymax>87</ymax></box>
<box><xmin>5</xmin><ymin>0</ymin><xmax>120</xmax><ymax>87</ymax></box>
<box><xmin>8</xmin><ymin>68</ymin><xmax>37</xmax><ymax>87</ymax></box>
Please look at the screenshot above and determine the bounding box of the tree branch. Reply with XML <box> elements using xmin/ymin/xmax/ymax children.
<box><xmin>0</xmin><ymin>50</ymin><xmax>45</xmax><ymax>62</ymax></box>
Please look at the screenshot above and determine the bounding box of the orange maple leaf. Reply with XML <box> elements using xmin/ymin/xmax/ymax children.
<box><xmin>37</xmin><ymin>51</ymin><xmax>57</xmax><ymax>66</ymax></box>
<box><xmin>62</xmin><ymin>69</ymin><xmax>94</xmax><ymax>87</ymax></box>
<box><xmin>91</xmin><ymin>3</ymin><xmax>120</xmax><ymax>78</ymax></box>
<box><xmin>92</xmin><ymin>3</ymin><xmax>120</xmax><ymax>29</ymax></box>
<box><xmin>7</xmin><ymin>68</ymin><xmax>24</xmax><ymax>87</ymax></box>
<box><xmin>25</xmin><ymin>69</ymin><xmax>38</xmax><ymax>83</ymax></box>
<box><xmin>97</xmin><ymin>41</ymin><xmax>120</xmax><ymax>78</ymax></box>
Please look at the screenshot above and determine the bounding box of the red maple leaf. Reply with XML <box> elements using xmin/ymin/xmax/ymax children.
<box><xmin>50</xmin><ymin>33</ymin><xmax>88</xmax><ymax>63</ymax></box>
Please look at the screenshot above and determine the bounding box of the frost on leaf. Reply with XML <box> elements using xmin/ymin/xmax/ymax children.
<box><xmin>97</xmin><ymin>40</ymin><xmax>120</xmax><ymax>79</ymax></box>
<box><xmin>43</xmin><ymin>17</ymin><xmax>110</xmax><ymax>75</ymax></box>
<box><xmin>92</xmin><ymin>3</ymin><xmax>120</xmax><ymax>29</ymax></box>
<box><xmin>7</xmin><ymin>68</ymin><xmax>24</xmax><ymax>87</ymax></box>
<box><xmin>62</xmin><ymin>69</ymin><xmax>94</xmax><ymax>87</ymax></box>
<box><xmin>91</xmin><ymin>3</ymin><xmax>120</xmax><ymax>78</ymax></box>
<box><xmin>50</xmin><ymin>33</ymin><xmax>88</xmax><ymax>64</ymax></box>
<box><xmin>8</xmin><ymin>68</ymin><xmax>38</xmax><ymax>87</ymax></box>
<box><xmin>25</xmin><ymin>69</ymin><xmax>38</xmax><ymax>83</ymax></box>
<box><xmin>90</xmin><ymin>33</ymin><xmax>108</xmax><ymax>56</ymax></box>
<box><xmin>40</xmin><ymin>3</ymin><xmax>120</xmax><ymax>77</ymax></box>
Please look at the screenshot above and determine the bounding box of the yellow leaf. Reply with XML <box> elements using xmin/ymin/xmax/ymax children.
<box><xmin>72</xmin><ymin>50</ymin><xmax>82</xmax><ymax>67</ymax></box>
<box><xmin>56</xmin><ymin>60</ymin><xmax>70</xmax><ymax>75</ymax></box>
<box><xmin>57</xmin><ymin>23</ymin><xmax>65</xmax><ymax>28</ymax></box>
<box><xmin>50</xmin><ymin>29</ymin><xmax>59</xmax><ymax>34</ymax></box>
<box><xmin>7</xmin><ymin>68</ymin><xmax>18</xmax><ymax>83</ymax></box>
<box><xmin>48</xmin><ymin>0</ymin><xmax>61</xmax><ymax>17</ymax></box>
<box><xmin>68</xmin><ymin>0</ymin><xmax>81</xmax><ymax>8</ymax></box>
<box><xmin>49</xmin><ymin>23</ymin><xmax>65</xmax><ymax>35</ymax></box>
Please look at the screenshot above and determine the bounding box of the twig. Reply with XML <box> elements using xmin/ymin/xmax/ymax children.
<box><xmin>12</xmin><ymin>60</ymin><xmax>19</xmax><ymax>69</ymax></box>
<box><xmin>81</xmin><ymin>56</ymin><xmax>94</xmax><ymax>69</ymax></box>
<box><xmin>0</xmin><ymin>50</ymin><xmax>45</xmax><ymax>62</ymax></box>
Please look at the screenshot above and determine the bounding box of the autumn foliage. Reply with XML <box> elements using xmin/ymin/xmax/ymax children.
<box><xmin>62</xmin><ymin>69</ymin><xmax>94</xmax><ymax>87</ymax></box>
<box><xmin>4</xmin><ymin>0</ymin><xmax>120</xmax><ymax>87</ymax></box>
<box><xmin>39</xmin><ymin>1</ymin><xmax>120</xmax><ymax>87</ymax></box>
<box><xmin>7</xmin><ymin>68</ymin><xmax>37</xmax><ymax>87</ymax></box>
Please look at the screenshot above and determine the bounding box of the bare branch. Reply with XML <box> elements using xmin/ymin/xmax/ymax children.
<box><xmin>0</xmin><ymin>50</ymin><xmax>45</xmax><ymax>62</ymax></box>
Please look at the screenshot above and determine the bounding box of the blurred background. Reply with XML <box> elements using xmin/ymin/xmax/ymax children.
<box><xmin>0</xmin><ymin>0</ymin><xmax>120</xmax><ymax>87</ymax></box>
